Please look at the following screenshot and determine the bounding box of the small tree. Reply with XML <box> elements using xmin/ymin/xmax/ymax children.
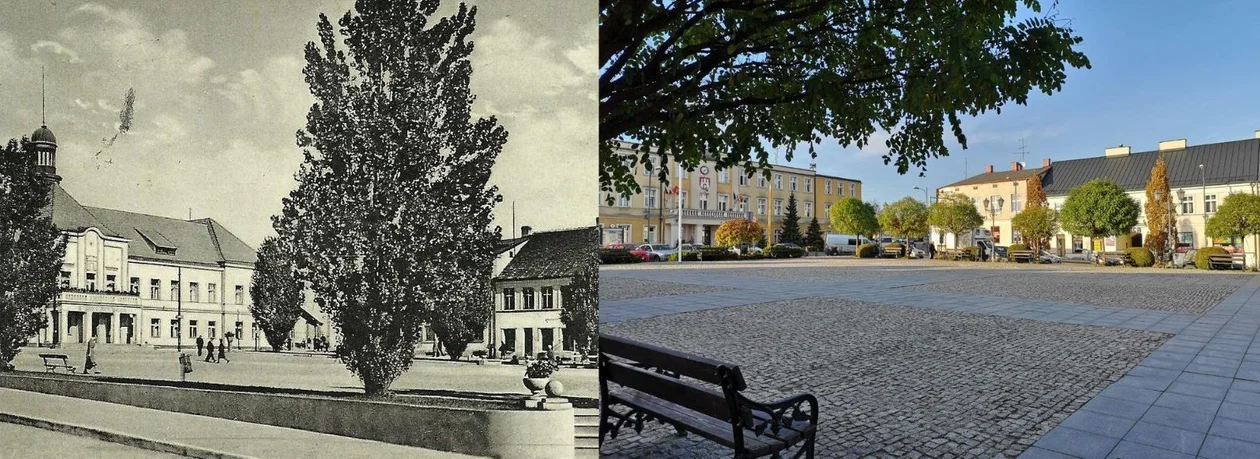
<box><xmin>805</xmin><ymin>217</ymin><xmax>824</xmax><ymax>252</ymax></box>
<box><xmin>560</xmin><ymin>232</ymin><xmax>599</xmax><ymax>354</ymax></box>
<box><xmin>1011</xmin><ymin>206</ymin><xmax>1059</xmax><ymax>255</ymax></box>
<box><xmin>250</xmin><ymin>237</ymin><xmax>305</xmax><ymax>352</ymax></box>
<box><xmin>1144</xmin><ymin>157</ymin><xmax>1174</xmax><ymax>266</ymax></box>
<box><xmin>1206</xmin><ymin>194</ymin><xmax>1260</xmax><ymax>270</ymax></box>
<box><xmin>878</xmin><ymin>197</ymin><xmax>929</xmax><ymax>255</ymax></box>
<box><xmin>829</xmin><ymin>197</ymin><xmax>880</xmax><ymax>252</ymax></box>
<box><xmin>1061</xmin><ymin>179</ymin><xmax>1140</xmax><ymax>258</ymax></box>
<box><xmin>1026</xmin><ymin>174</ymin><xmax>1048</xmax><ymax>209</ymax></box>
<box><xmin>0</xmin><ymin>139</ymin><xmax>65</xmax><ymax>370</ymax></box>
<box><xmin>757</xmin><ymin>228</ymin><xmax>768</xmax><ymax>248</ymax></box>
<box><xmin>927</xmin><ymin>194</ymin><xmax>985</xmax><ymax>249</ymax></box>
<box><xmin>779</xmin><ymin>194</ymin><xmax>803</xmax><ymax>245</ymax></box>
<box><xmin>715</xmin><ymin>219</ymin><xmax>763</xmax><ymax>250</ymax></box>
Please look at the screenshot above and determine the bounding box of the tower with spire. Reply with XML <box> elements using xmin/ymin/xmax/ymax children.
<box><xmin>28</xmin><ymin>66</ymin><xmax>60</xmax><ymax>183</ymax></box>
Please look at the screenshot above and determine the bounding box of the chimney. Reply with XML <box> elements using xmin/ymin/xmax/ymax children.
<box><xmin>520</xmin><ymin>226</ymin><xmax>532</xmax><ymax>237</ymax></box>
<box><xmin>1254</xmin><ymin>129</ymin><xmax>1260</xmax><ymax>139</ymax></box>
<box><xmin>985</xmin><ymin>165</ymin><xmax>994</xmax><ymax>174</ymax></box>
<box><xmin>1042</xmin><ymin>158</ymin><xmax>1051</xmax><ymax>168</ymax></box>
<box><xmin>1010</xmin><ymin>162</ymin><xmax>1023</xmax><ymax>172</ymax></box>
<box><xmin>1105</xmin><ymin>145</ymin><xmax>1130</xmax><ymax>157</ymax></box>
<box><xmin>1158</xmin><ymin>139</ymin><xmax>1187</xmax><ymax>151</ymax></box>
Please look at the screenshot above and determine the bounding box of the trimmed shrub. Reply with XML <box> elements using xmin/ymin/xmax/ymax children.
<box><xmin>856</xmin><ymin>244</ymin><xmax>878</xmax><ymax>258</ymax></box>
<box><xmin>1126</xmin><ymin>247</ymin><xmax>1155</xmax><ymax>267</ymax></box>
<box><xmin>1195</xmin><ymin>246</ymin><xmax>1231</xmax><ymax>270</ymax></box>
<box><xmin>768</xmin><ymin>245</ymin><xmax>806</xmax><ymax>258</ymax></box>
<box><xmin>1008</xmin><ymin>243</ymin><xmax>1029</xmax><ymax>252</ymax></box>
<box><xmin>667</xmin><ymin>251</ymin><xmax>700</xmax><ymax>262</ymax></box>
<box><xmin>698</xmin><ymin>246</ymin><xmax>738</xmax><ymax>261</ymax></box>
<box><xmin>744</xmin><ymin>252</ymin><xmax>765</xmax><ymax>260</ymax></box>
<box><xmin>598</xmin><ymin>248</ymin><xmax>641</xmax><ymax>264</ymax></box>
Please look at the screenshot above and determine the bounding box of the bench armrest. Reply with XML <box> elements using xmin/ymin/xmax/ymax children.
<box><xmin>739</xmin><ymin>392</ymin><xmax>819</xmax><ymax>436</ymax></box>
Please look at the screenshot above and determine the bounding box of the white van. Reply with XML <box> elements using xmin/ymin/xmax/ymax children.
<box><xmin>824</xmin><ymin>234</ymin><xmax>861</xmax><ymax>256</ymax></box>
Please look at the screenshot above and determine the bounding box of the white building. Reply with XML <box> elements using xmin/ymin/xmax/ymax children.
<box><xmin>490</xmin><ymin>226</ymin><xmax>596</xmax><ymax>359</ymax></box>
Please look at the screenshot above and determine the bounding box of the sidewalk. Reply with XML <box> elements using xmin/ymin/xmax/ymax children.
<box><xmin>0</xmin><ymin>387</ymin><xmax>481</xmax><ymax>459</ymax></box>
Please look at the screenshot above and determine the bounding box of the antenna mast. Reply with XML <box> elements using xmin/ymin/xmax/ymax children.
<box><xmin>1014</xmin><ymin>139</ymin><xmax>1029</xmax><ymax>165</ymax></box>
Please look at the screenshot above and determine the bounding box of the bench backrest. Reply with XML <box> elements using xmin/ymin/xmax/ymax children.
<box><xmin>600</xmin><ymin>334</ymin><xmax>748</xmax><ymax>422</ymax></box>
<box><xmin>600</xmin><ymin>334</ymin><xmax>746</xmax><ymax>390</ymax></box>
<box><xmin>39</xmin><ymin>354</ymin><xmax>68</xmax><ymax>360</ymax></box>
<box><xmin>602</xmin><ymin>358</ymin><xmax>737</xmax><ymax>422</ymax></box>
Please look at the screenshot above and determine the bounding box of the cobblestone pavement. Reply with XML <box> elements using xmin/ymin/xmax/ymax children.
<box><xmin>905</xmin><ymin>272</ymin><xmax>1246</xmax><ymax>314</ymax></box>
<box><xmin>600</xmin><ymin>297</ymin><xmax>1168</xmax><ymax>458</ymax></box>
<box><xmin>599</xmin><ymin>258</ymin><xmax>1260</xmax><ymax>458</ymax></box>
<box><xmin>600</xmin><ymin>276</ymin><xmax>734</xmax><ymax>302</ymax></box>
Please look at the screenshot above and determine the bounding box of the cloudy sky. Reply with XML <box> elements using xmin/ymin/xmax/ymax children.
<box><xmin>0</xmin><ymin>0</ymin><xmax>595</xmax><ymax>247</ymax></box>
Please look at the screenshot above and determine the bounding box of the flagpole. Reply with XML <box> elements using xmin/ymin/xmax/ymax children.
<box><xmin>677</xmin><ymin>163</ymin><xmax>684</xmax><ymax>263</ymax></box>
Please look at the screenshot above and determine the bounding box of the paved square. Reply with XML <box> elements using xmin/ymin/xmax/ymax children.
<box><xmin>599</xmin><ymin>258</ymin><xmax>1260</xmax><ymax>458</ymax></box>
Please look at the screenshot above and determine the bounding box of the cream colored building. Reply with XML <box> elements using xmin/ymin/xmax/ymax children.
<box><xmin>932</xmin><ymin>160</ymin><xmax>1051</xmax><ymax>249</ymax></box>
<box><xmin>599</xmin><ymin>141</ymin><xmax>862</xmax><ymax>245</ymax></box>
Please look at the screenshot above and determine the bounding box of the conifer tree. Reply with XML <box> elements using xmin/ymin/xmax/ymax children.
<box><xmin>780</xmin><ymin>193</ymin><xmax>803</xmax><ymax>245</ymax></box>
<box><xmin>276</xmin><ymin>2</ymin><xmax>505</xmax><ymax>394</ymax></box>
<box><xmin>805</xmin><ymin>217</ymin><xmax>824</xmax><ymax>251</ymax></box>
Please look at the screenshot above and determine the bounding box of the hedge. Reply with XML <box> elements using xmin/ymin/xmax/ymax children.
<box><xmin>667</xmin><ymin>251</ymin><xmax>701</xmax><ymax>262</ymax></box>
<box><xmin>768</xmin><ymin>245</ymin><xmax>806</xmax><ymax>258</ymax></box>
<box><xmin>1195</xmin><ymin>246</ymin><xmax>1231</xmax><ymax>270</ymax></box>
<box><xmin>1008</xmin><ymin>243</ymin><xmax>1029</xmax><ymax>252</ymax></box>
<box><xmin>599</xmin><ymin>248</ymin><xmax>641</xmax><ymax>264</ymax></box>
<box><xmin>698</xmin><ymin>246</ymin><xmax>739</xmax><ymax>261</ymax></box>
<box><xmin>856</xmin><ymin>244</ymin><xmax>878</xmax><ymax>258</ymax></box>
<box><xmin>1126</xmin><ymin>247</ymin><xmax>1155</xmax><ymax>267</ymax></box>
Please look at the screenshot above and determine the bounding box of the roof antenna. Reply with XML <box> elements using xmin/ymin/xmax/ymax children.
<box><xmin>510</xmin><ymin>201</ymin><xmax>516</xmax><ymax>257</ymax></box>
<box><xmin>188</xmin><ymin>208</ymin><xmax>192</xmax><ymax>220</ymax></box>
<box><xmin>41</xmin><ymin>66</ymin><xmax>46</xmax><ymax>125</ymax></box>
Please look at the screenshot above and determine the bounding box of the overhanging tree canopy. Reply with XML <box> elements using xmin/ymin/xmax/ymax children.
<box><xmin>600</xmin><ymin>0</ymin><xmax>1092</xmax><ymax>196</ymax></box>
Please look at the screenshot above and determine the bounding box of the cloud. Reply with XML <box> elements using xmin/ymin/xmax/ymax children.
<box><xmin>471</xmin><ymin>17</ymin><xmax>593</xmax><ymax>113</ymax></box>
<box><xmin>31</xmin><ymin>41</ymin><xmax>82</xmax><ymax>64</ymax></box>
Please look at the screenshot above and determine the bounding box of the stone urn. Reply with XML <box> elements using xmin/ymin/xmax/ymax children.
<box><xmin>523</xmin><ymin>377</ymin><xmax>549</xmax><ymax>395</ymax></box>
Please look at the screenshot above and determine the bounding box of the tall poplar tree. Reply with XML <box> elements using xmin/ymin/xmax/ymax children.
<box><xmin>277</xmin><ymin>1</ymin><xmax>505</xmax><ymax>394</ymax></box>
<box><xmin>1144</xmin><ymin>157</ymin><xmax>1174</xmax><ymax>266</ymax></box>
<box><xmin>250</xmin><ymin>237</ymin><xmax>305</xmax><ymax>352</ymax></box>
<box><xmin>0</xmin><ymin>139</ymin><xmax>65</xmax><ymax>370</ymax></box>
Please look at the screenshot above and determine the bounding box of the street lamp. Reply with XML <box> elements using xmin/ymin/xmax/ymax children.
<box><xmin>983</xmin><ymin>196</ymin><xmax>1004</xmax><ymax>261</ymax></box>
<box><xmin>912</xmin><ymin>186</ymin><xmax>929</xmax><ymax>204</ymax></box>
<box><xmin>1200</xmin><ymin>165</ymin><xmax>1207</xmax><ymax>245</ymax></box>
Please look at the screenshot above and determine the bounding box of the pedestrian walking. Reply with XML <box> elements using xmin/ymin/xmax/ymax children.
<box><xmin>217</xmin><ymin>338</ymin><xmax>230</xmax><ymax>363</ymax></box>
<box><xmin>205</xmin><ymin>339</ymin><xmax>216</xmax><ymax>363</ymax></box>
<box><xmin>196</xmin><ymin>335</ymin><xmax>204</xmax><ymax>356</ymax></box>
<box><xmin>929</xmin><ymin>243</ymin><xmax>936</xmax><ymax>260</ymax></box>
<box><xmin>226</xmin><ymin>333</ymin><xmax>233</xmax><ymax>353</ymax></box>
<box><xmin>83</xmin><ymin>336</ymin><xmax>99</xmax><ymax>374</ymax></box>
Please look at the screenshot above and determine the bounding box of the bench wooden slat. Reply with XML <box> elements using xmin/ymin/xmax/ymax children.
<box><xmin>600</xmin><ymin>334</ymin><xmax>742</xmax><ymax>389</ymax></box>
<box><xmin>607</xmin><ymin>387</ymin><xmax>797</xmax><ymax>457</ymax></box>
<box><xmin>604</xmin><ymin>359</ymin><xmax>733</xmax><ymax>422</ymax></box>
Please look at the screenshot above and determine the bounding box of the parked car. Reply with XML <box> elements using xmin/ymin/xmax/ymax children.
<box><xmin>729</xmin><ymin>244</ymin><xmax>764</xmax><ymax>255</ymax></box>
<box><xmin>824</xmin><ymin>233</ymin><xmax>861</xmax><ymax>256</ymax></box>
<box><xmin>630</xmin><ymin>244</ymin><xmax>675</xmax><ymax>262</ymax></box>
<box><xmin>604</xmin><ymin>242</ymin><xmax>637</xmax><ymax>250</ymax></box>
<box><xmin>1040</xmin><ymin>250</ymin><xmax>1061</xmax><ymax>263</ymax></box>
<box><xmin>908</xmin><ymin>246</ymin><xmax>927</xmax><ymax>259</ymax></box>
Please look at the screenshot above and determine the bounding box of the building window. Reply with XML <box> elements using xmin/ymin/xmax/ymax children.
<box><xmin>235</xmin><ymin>285</ymin><xmax>244</xmax><ymax>305</ymax></box>
<box><xmin>522</xmin><ymin>287</ymin><xmax>535</xmax><ymax>310</ymax></box>
<box><xmin>541</xmin><ymin>287</ymin><xmax>554</xmax><ymax>309</ymax></box>
<box><xmin>189</xmin><ymin>282</ymin><xmax>199</xmax><ymax>303</ymax></box>
<box><xmin>503</xmin><ymin>288</ymin><xmax>515</xmax><ymax>310</ymax></box>
<box><xmin>151</xmin><ymin>279</ymin><xmax>161</xmax><ymax>299</ymax></box>
<box><xmin>644</xmin><ymin>225</ymin><xmax>656</xmax><ymax>243</ymax></box>
<box><xmin>235</xmin><ymin>322</ymin><xmax>243</xmax><ymax>341</ymax></box>
<box><xmin>680</xmin><ymin>191</ymin><xmax>688</xmax><ymax>209</ymax></box>
<box><xmin>758</xmin><ymin>198</ymin><xmax>767</xmax><ymax>215</ymax></box>
<box><xmin>1206</xmin><ymin>194</ymin><xmax>1217</xmax><ymax>213</ymax></box>
<box><xmin>1181</xmin><ymin>194</ymin><xmax>1195</xmax><ymax>214</ymax></box>
<box><xmin>738</xmin><ymin>195</ymin><xmax>748</xmax><ymax>212</ymax></box>
<box><xmin>618</xmin><ymin>195</ymin><xmax>631</xmax><ymax>207</ymax></box>
<box><xmin>150</xmin><ymin>318</ymin><xmax>160</xmax><ymax>338</ymax></box>
<box><xmin>170</xmin><ymin>319</ymin><xmax>179</xmax><ymax>338</ymax></box>
<box><xmin>189</xmin><ymin>320</ymin><xmax>198</xmax><ymax>339</ymax></box>
<box><xmin>850</xmin><ymin>183</ymin><xmax>856</xmax><ymax>196</ymax></box>
<box><xmin>718</xmin><ymin>194</ymin><xmax>729</xmax><ymax>211</ymax></box>
<box><xmin>171</xmin><ymin>280</ymin><xmax>179</xmax><ymax>300</ymax></box>
<box><xmin>86</xmin><ymin>273</ymin><xmax>97</xmax><ymax>291</ymax></box>
<box><xmin>129</xmin><ymin>277</ymin><xmax>140</xmax><ymax>294</ymax></box>
<box><xmin>774</xmin><ymin>173</ymin><xmax>782</xmax><ymax>189</ymax></box>
<box><xmin>208</xmin><ymin>321</ymin><xmax>217</xmax><ymax>339</ymax></box>
<box><xmin>774</xmin><ymin>199</ymin><xmax>783</xmax><ymax>216</ymax></box>
<box><xmin>1011</xmin><ymin>193</ymin><xmax>1022</xmax><ymax>213</ymax></box>
<box><xmin>105</xmin><ymin>275</ymin><xmax>116</xmax><ymax>291</ymax></box>
<box><xmin>805</xmin><ymin>179</ymin><xmax>812</xmax><ymax>193</ymax></box>
<box><xmin>825</xmin><ymin>203</ymin><xmax>832</xmax><ymax>215</ymax></box>
<box><xmin>59</xmin><ymin>271</ymin><xmax>71</xmax><ymax>289</ymax></box>
<box><xmin>718</xmin><ymin>170</ymin><xmax>729</xmax><ymax>183</ymax></box>
<box><xmin>208</xmin><ymin>283</ymin><xmax>217</xmax><ymax>303</ymax></box>
<box><xmin>645</xmin><ymin>188</ymin><xmax>657</xmax><ymax>209</ymax></box>
<box><xmin>739</xmin><ymin>174</ymin><xmax>749</xmax><ymax>186</ymax></box>
<box><xmin>790</xmin><ymin>176</ymin><xmax>798</xmax><ymax>191</ymax></box>
<box><xmin>758</xmin><ymin>175</ymin><xmax>766</xmax><ymax>188</ymax></box>
<box><xmin>825</xmin><ymin>180</ymin><xmax>832</xmax><ymax>195</ymax></box>
<box><xmin>699</xmin><ymin>194</ymin><xmax>708</xmax><ymax>210</ymax></box>
<box><xmin>804</xmin><ymin>202</ymin><xmax>813</xmax><ymax>218</ymax></box>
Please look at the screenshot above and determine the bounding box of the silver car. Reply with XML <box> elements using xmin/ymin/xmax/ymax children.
<box><xmin>635</xmin><ymin>244</ymin><xmax>675</xmax><ymax>262</ymax></box>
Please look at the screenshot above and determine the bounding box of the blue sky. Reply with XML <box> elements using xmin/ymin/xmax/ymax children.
<box><xmin>774</xmin><ymin>0</ymin><xmax>1260</xmax><ymax>206</ymax></box>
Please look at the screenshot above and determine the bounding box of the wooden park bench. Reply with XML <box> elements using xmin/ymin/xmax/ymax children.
<box><xmin>38</xmin><ymin>354</ymin><xmax>76</xmax><ymax>374</ymax></box>
<box><xmin>1009</xmin><ymin>250</ymin><xmax>1036</xmax><ymax>263</ymax></box>
<box><xmin>1098</xmin><ymin>251</ymin><xmax>1133</xmax><ymax>266</ymax></box>
<box><xmin>1209</xmin><ymin>253</ymin><xmax>1246</xmax><ymax>270</ymax></box>
<box><xmin>599</xmin><ymin>334</ymin><xmax>818</xmax><ymax>458</ymax></box>
<box><xmin>942</xmin><ymin>249</ymin><xmax>970</xmax><ymax>261</ymax></box>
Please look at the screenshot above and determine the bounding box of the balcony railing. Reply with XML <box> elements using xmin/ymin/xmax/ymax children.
<box><xmin>58</xmin><ymin>287</ymin><xmax>142</xmax><ymax>306</ymax></box>
<box><xmin>667</xmin><ymin>208</ymin><xmax>749</xmax><ymax>220</ymax></box>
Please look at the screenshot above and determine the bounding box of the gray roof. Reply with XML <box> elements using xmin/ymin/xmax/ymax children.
<box><xmin>496</xmin><ymin>226</ymin><xmax>598</xmax><ymax>281</ymax></box>
<box><xmin>942</xmin><ymin>166</ymin><xmax>1049</xmax><ymax>188</ymax></box>
<box><xmin>51</xmin><ymin>184</ymin><xmax>257</xmax><ymax>265</ymax></box>
<box><xmin>1042</xmin><ymin>139</ymin><xmax>1260</xmax><ymax>196</ymax></box>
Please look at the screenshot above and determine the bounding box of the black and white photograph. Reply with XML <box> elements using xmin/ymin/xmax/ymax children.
<box><xmin>0</xmin><ymin>1</ymin><xmax>597</xmax><ymax>458</ymax></box>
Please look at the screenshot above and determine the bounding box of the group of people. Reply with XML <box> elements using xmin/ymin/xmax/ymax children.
<box><xmin>195</xmin><ymin>335</ymin><xmax>231</xmax><ymax>364</ymax></box>
<box><xmin>289</xmin><ymin>336</ymin><xmax>329</xmax><ymax>352</ymax></box>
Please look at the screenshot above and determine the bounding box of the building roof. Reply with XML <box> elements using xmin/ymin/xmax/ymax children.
<box><xmin>31</xmin><ymin>125</ymin><xmax>56</xmax><ymax>144</ymax></box>
<box><xmin>941</xmin><ymin>166</ymin><xmax>1048</xmax><ymax>188</ymax></box>
<box><xmin>814</xmin><ymin>173</ymin><xmax>862</xmax><ymax>183</ymax></box>
<box><xmin>496</xmin><ymin>226</ymin><xmax>598</xmax><ymax>281</ymax></box>
<box><xmin>50</xmin><ymin>184</ymin><xmax>257</xmax><ymax>265</ymax></box>
<box><xmin>1042</xmin><ymin>138</ymin><xmax>1260</xmax><ymax>195</ymax></box>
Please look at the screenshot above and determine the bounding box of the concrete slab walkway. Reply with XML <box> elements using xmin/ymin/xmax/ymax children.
<box><xmin>0</xmin><ymin>387</ymin><xmax>479</xmax><ymax>459</ymax></box>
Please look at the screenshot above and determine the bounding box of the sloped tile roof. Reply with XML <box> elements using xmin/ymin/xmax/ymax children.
<box><xmin>49</xmin><ymin>184</ymin><xmax>257</xmax><ymax>265</ymax></box>
<box><xmin>496</xmin><ymin>226</ymin><xmax>598</xmax><ymax>281</ymax></box>
<box><xmin>941</xmin><ymin>166</ymin><xmax>1049</xmax><ymax>188</ymax></box>
<box><xmin>1042</xmin><ymin>138</ymin><xmax>1260</xmax><ymax>195</ymax></box>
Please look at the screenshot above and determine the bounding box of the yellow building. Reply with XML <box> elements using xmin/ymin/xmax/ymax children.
<box><xmin>933</xmin><ymin>160</ymin><xmax>1051</xmax><ymax>248</ymax></box>
<box><xmin>599</xmin><ymin>141</ymin><xmax>862</xmax><ymax>246</ymax></box>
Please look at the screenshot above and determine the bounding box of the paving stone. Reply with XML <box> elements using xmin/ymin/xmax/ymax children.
<box><xmin>1083</xmin><ymin>395</ymin><xmax>1153</xmax><ymax>420</ymax></box>
<box><xmin>1058</xmin><ymin>410</ymin><xmax>1137</xmax><ymax>438</ymax></box>
<box><xmin>1033</xmin><ymin>427</ymin><xmax>1122</xmax><ymax>458</ymax></box>
<box><xmin>1165</xmin><ymin>381</ymin><xmax>1229</xmax><ymax>400</ymax></box>
<box><xmin>1139</xmin><ymin>405</ymin><xmax>1215</xmax><ymax>433</ymax></box>
<box><xmin>1122</xmin><ymin>422</ymin><xmax>1206</xmax><ymax>455</ymax></box>
<box><xmin>1198</xmin><ymin>435</ymin><xmax>1260</xmax><ymax>459</ymax></box>
<box><xmin>1106</xmin><ymin>440</ymin><xmax>1195</xmax><ymax>459</ymax></box>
